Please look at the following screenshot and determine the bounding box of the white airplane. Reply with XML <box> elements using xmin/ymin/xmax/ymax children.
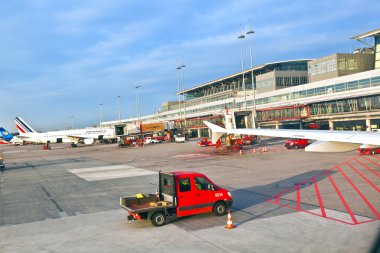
<box><xmin>204</xmin><ymin>121</ymin><xmax>380</xmax><ymax>152</ymax></box>
<box><xmin>15</xmin><ymin>117</ymin><xmax>115</xmax><ymax>147</ymax></box>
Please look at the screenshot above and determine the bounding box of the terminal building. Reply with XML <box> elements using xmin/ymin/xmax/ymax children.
<box><xmin>101</xmin><ymin>28</ymin><xmax>380</xmax><ymax>137</ymax></box>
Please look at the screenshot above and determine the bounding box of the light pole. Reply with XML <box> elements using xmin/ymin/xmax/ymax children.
<box><xmin>99</xmin><ymin>103</ymin><xmax>103</xmax><ymax>126</ymax></box>
<box><xmin>135</xmin><ymin>84</ymin><xmax>141</xmax><ymax>121</ymax></box>
<box><xmin>180</xmin><ymin>64</ymin><xmax>186</xmax><ymax>130</ymax></box>
<box><xmin>238</xmin><ymin>25</ymin><xmax>247</xmax><ymax>109</ymax></box>
<box><xmin>247</xmin><ymin>21</ymin><xmax>256</xmax><ymax>128</ymax></box>
<box><xmin>116</xmin><ymin>95</ymin><xmax>121</xmax><ymax>121</ymax></box>
<box><xmin>68</xmin><ymin>115</ymin><xmax>74</xmax><ymax>129</ymax></box>
<box><xmin>176</xmin><ymin>65</ymin><xmax>182</xmax><ymax>128</ymax></box>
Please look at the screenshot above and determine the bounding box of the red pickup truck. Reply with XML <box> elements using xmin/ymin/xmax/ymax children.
<box><xmin>120</xmin><ymin>171</ymin><xmax>233</xmax><ymax>226</ymax></box>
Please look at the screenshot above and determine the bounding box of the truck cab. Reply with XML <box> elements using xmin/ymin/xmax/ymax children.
<box><xmin>120</xmin><ymin>171</ymin><xmax>233</xmax><ymax>226</ymax></box>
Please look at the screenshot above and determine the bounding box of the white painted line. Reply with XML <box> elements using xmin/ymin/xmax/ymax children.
<box><xmin>173</xmin><ymin>153</ymin><xmax>213</xmax><ymax>158</ymax></box>
<box><xmin>69</xmin><ymin>165</ymin><xmax>157</xmax><ymax>181</ymax></box>
<box><xmin>2</xmin><ymin>150</ymin><xmax>27</xmax><ymax>154</ymax></box>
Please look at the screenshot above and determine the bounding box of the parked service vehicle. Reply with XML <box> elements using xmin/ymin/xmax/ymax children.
<box><xmin>120</xmin><ymin>171</ymin><xmax>233</xmax><ymax>226</ymax></box>
<box><xmin>144</xmin><ymin>137</ymin><xmax>160</xmax><ymax>144</ymax></box>
<box><xmin>174</xmin><ymin>134</ymin><xmax>186</xmax><ymax>143</ymax></box>
<box><xmin>358</xmin><ymin>147</ymin><xmax>380</xmax><ymax>155</ymax></box>
<box><xmin>285</xmin><ymin>138</ymin><xmax>309</xmax><ymax>149</ymax></box>
<box><xmin>198</xmin><ymin>138</ymin><xmax>215</xmax><ymax>147</ymax></box>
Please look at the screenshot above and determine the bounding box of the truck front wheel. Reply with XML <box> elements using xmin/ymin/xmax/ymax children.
<box><xmin>213</xmin><ymin>202</ymin><xmax>226</xmax><ymax>216</ymax></box>
<box><xmin>151</xmin><ymin>212</ymin><xmax>166</xmax><ymax>227</ymax></box>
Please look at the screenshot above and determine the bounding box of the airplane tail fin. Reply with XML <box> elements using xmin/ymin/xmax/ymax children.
<box><xmin>14</xmin><ymin>117</ymin><xmax>37</xmax><ymax>134</ymax></box>
<box><xmin>0</xmin><ymin>127</ymin><xmax>14</xmax><ymax>142</ymax></box>
<box><xmin>203</xmin><ymin>121</ymin><xmax>228</xmax><ymax>144</ymax></box>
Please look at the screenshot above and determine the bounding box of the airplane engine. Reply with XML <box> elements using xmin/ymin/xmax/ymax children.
<box><xmin>305</xmin><ymin>141</ymin><xmax>360</xmax><ymax>152</ymax></box>
<box><xmin>84</xmin><ymin>138</ymin><xmax>94</xmax><ymax>145</ymax></box>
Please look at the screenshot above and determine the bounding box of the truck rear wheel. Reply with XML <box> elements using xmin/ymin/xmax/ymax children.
<box><xmin>151</xmin><ymin>212</ymin><xmax>166</xmax><ymax>227</ymax></box>
<box><xmin>213</xmin><ymin>202</ymin><xmax>226</xmax><ymax>216</ymax></box>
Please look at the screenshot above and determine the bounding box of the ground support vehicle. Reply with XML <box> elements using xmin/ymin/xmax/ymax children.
<box><xmin>358</xmin><ymin>147</ymin><xmax>380</xmax><ymax>155</ymax></box>
<box><xmin>198</xmin><ymin>138</ymin><xmax>215</xmax><ymax>147</ymax></box>
<box><xmin>242</xmin><ymin>135</ymin><xmax>259</xmax><ymax>145</ymax></box>
<box><xmin>120</xmin><ymin>171</ymin><xmax>233</xmax><ymax>226</ymax></box>
<box><xmin>174</xmin><ymin>134</ymin><xmax>186</xmax><ymax>143</ymax></box>
<box><xmin>285</xmin><ymin>138</ymin><xmax>309</xmax><ymax>149</ymax></box>
<box><xmin>118</xmin><ymin>137</ymin><xmax>135</xmax><ymax>148</ymax></box>
<box><xmin>144</xmin><ymin>137</ymin><xmax>161</xmax><ymax>144</ymax></box>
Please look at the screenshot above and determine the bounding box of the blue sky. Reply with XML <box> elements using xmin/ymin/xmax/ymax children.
<box><xmin>1</xmin><ymin>0</ymin><xmax>379</xmax><ymax>132</ymax></box>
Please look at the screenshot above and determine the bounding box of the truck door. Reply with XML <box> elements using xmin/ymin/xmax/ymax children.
<box><xmin>194</xmin><ymin>176</ymin><xmax>215</xmax><ymax>213</ymax></box>
<box><xmin>176</xmin><ymin>176</ymin><xmax>199</xmax><ymax>217</ymax></box>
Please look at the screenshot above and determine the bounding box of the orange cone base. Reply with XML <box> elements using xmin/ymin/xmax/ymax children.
<box><xmin>225</xmin><ymin>224</ymin><xmax>235</xmax><ymax>229</ymax></box>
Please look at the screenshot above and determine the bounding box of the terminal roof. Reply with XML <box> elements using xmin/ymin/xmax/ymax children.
<box><xmin>351</xmin><ymin>28</ymin><xmax>380</xmax><ymax>40</ymax></box>
<box><xmin>179</xmin><ymin>59</ymin><xmax>313</xmax><ymax>95</ymax></box>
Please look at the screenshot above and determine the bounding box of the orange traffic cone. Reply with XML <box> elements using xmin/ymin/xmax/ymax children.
<box><xmin>225</xmin><ymin>210</ymin><xmax>234</xmax><ymax>229</ymax></box>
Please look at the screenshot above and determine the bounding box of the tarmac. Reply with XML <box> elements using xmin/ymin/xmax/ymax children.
<box><xmin>0</xmin><ymin>139</ymin><xmax>379</xmax><ymax>252</ymax></box>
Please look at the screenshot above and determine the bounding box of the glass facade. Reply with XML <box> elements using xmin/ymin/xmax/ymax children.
<box><xmin>309</xmin><ymin>95</ymin><xmax>380</xmax><ymax>116</ymax></box>
<box><xmin>309</xmin><ymin>59</ymin><xmax>337</xmax><ymax>76</ymax></box>
<box><xmin>334</xmin><ymin>120</ymin><xmax>366</xmax><ymax>131</ymax></box>
<box><xmin>255</xmin><ymin>76</ymin><xmax>380</xmax><ymax>106</ymax></box>
<box><xmin>156</xmin><ymin>74</ymin><xmax>380</xmax><ymax>122</ymax></box>
<box><xmin>376</xmin><ymin>36</ymin><xmax>380</xmax><ymax>69</ymax></box>
<box><xmin>257</xmin><ymin>106</ymin><xmax>308</xmax><ymax>122</ymax></box>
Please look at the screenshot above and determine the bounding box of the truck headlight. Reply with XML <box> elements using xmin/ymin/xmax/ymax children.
<box><xmin>227</xmin><ymin>192</ymin><xmax>232</xmax><ymax>197</ymax></box>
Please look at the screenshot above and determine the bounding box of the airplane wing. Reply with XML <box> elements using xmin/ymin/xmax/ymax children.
<box><xmin>67</xmin><ymin>135</ymin><xmax>94</xmax><ymax>145</ymax></box>
<box><xmin>203</xmin><ymin>121</ymin><xmax>380</xmax><ymax>152</ymax></box>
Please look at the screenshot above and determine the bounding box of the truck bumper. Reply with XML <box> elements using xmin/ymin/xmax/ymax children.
<box><xmin>226</xmin><ymin>199</ymin><xmax>233</xmax><ymax>208</ymax></box>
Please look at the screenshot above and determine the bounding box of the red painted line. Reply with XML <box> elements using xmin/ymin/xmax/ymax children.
<box><xmin>271</xmin><ymin>201</ymin><xmax>357</xmax><ymax>225</ymax></box>
<box><xmin>354</xmin><ymin>158</ymin><xmax>380</xmax><ymax>178</ymax></box>
<box><xmin>296</xmin><ymin>185</ymin><xmax>301</xmax><ymax>210</ymax></box>
<box><xmin>346</xmin><ymin>162</ymin><xmax>380</xmax><ymax>193</ymax></box>
<box><xmin>268</xmin><ymin>199</ymin><xmax>377</xmax><ymax>226</ymax></box>
<box><xmin>360</xmin><ymin>155</ymin><xmax>380</xmax><ymax>167</ymax></box>
<box><xmin>336</xmin><ymin>166</ymin><xmax>380</xmax><ymax>219</ymax></box>
<box><xmin>356</xmin><ymin>219</ymin><xmax>378</xmax><ymax>225</ymax></box>
<box><xmin>326</xmin><ymin>170</ymin><xmax>358</xmax><ymax>224</ymax></box>
<box><xmin>313</xmin><ymin>178</ymin><xmax>327</xmax><ymax>218</ymax></box>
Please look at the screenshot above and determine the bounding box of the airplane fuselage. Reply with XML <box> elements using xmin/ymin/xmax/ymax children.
<box><xmin>19</xmin><ymin>128</ymin><xmax>115</xmax><ymax>144</ymax></box>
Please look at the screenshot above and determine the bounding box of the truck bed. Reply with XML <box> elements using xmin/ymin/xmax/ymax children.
<box><xmin>120</xmin><ymin>194</ymin><xmax>175</xmax><ymax>214</ymax></box>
